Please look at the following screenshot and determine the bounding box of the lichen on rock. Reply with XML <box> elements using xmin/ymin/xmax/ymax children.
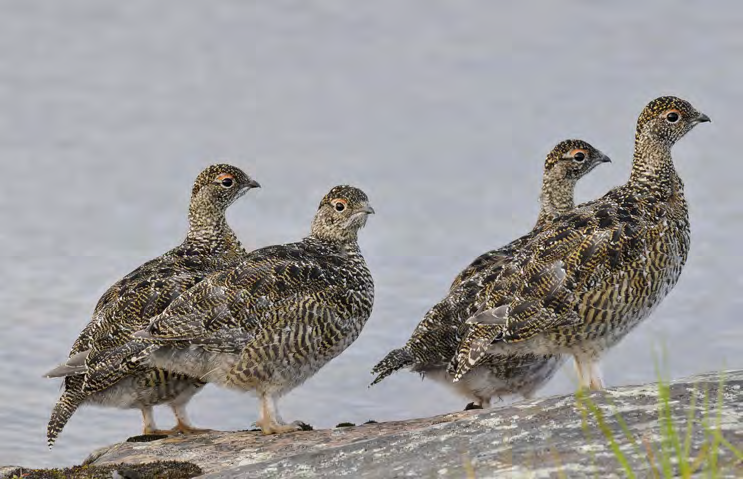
<box><xmin>6</xmin><ymin>370</ymin><xmax>742</xmax><ymax>478</ymax></box>
<box><xmin>2</xmin><ymin>461</ymin><xmax>201</xmax><ymax>479</ymax></box>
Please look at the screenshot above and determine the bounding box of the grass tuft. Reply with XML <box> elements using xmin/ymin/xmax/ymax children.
<box><xmin>571</xmin><ymin>364</ymin><xmax>741</xmax><ymax>478</ymax></box>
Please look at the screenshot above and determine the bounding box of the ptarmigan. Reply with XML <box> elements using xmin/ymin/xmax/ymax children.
<box><xmin>453</xmin><ymin>96</ymin><xmax>709</xmax><ymax>390</ymax></box>
<box><xmin>120</xmin><ymin>185</ymin><xmax>375</xmax><ymax>435</ymax></box>
<box><xmin>44</xmin><ymin>164</ymin><xmax>259</xmax><ymax>447</ymax></box>
<box><xmin>371</xmin><ymin>140</ymin><xmax>610</xmax><ymax>407</ymax></box>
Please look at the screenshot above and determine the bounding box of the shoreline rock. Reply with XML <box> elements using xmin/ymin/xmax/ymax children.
<box><xmin>6</xmin><ymin>370</ymin><xmax>742</xmax><ymax>478</ymax></box>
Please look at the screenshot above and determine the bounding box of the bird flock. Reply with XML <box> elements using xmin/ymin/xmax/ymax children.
<box><xmin>44</xmin><ymin>96</ymin><xmax>709</xmax><ymax>448</ymax></box>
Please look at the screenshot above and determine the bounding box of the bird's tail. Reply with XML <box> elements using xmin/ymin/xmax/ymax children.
<box><xmin>370</xmin><ymin>347</ymin><xmax>415</xmax><ymax>386</ymax></box>
<box><xmin>47</xmin><ymin>376</ymin><xmax>87</xmax><ymax>448</ymax></box>
<box><xmin>449</xmin><ymin>324</ymin><xmax>503</xmax><ymax>382</ymax></box>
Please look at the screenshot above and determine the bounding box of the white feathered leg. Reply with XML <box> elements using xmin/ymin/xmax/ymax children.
<box><xmin>256</xmin><ymin>393</ymin><xmax>306</xmax><ymax>435</ymax></box>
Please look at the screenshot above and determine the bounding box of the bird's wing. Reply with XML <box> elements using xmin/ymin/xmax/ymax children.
<box><xmin>452</xmin><ymin>187</ymin><xmax>652</xmax><ymax>378</ymax></box>
<box><xmin>59</xmin><ymin>249</ymin><xmax>210</xmax><ymax>367</ymax></box>
<box><xmin>140</xmin><ymin>241</ymin><xmax>345</xmax><ymax>343</ymax></box>
<box><xmin>226</xmin><ymin>297</ymin><xmax>359</xmax><ymax>387</ymax></box>
<box><xmin>54</xmin><ymin>249</ymin><xmax>216</xmax><ymax>392</ymax></box>
<box><xmin>448</xmin><ymin>234</ymin><xmax>530</xmax><ymax>291</ymax></box>
<box><xmin>391</xmin><ymin>233</ymin><xmax>534</xmax><ymax>376</ymax></box>
<box><xmin>93</xmin><ymin>240</ymin><xmax>367</xmax><ymax>391</ymax></box>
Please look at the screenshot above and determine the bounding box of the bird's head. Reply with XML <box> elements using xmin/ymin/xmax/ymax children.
<box><xmin>311</xmin><ymin>185</ymin><xmax>375</xmax><ymax>243</ymax></box>
<box><xmin>191</xmin><ymin>164</ymin><xmax>261</xmax><ymax>210</ymax></box>
<box><xmin>635</xmin><ymin>96</ymin><xmax>710</xmax><ymax>146</ymax></box>
<box><xmin>544</xmin><ymin>139</ymin><xmax>612</xmax><ymax>181</ymax></box>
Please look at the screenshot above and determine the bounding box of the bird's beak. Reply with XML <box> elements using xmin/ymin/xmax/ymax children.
<box><xmin>694</xmin><ymin>113</ymin><xmax>711</xmax><ymax>124</ymax></box>
<box><xmin>247</xmin><ymin>179</ymin><xmax>261</xmax><ymax>189</ymax></box>
<box><xmin>599</xmin><ymin>153</ymin><xmax>612</xmax><ymax>163</ymax></box>
<box><xmin>360</xmin><ymin>204</ymin><xmax>375</xmax><ymax>215</ymax></box>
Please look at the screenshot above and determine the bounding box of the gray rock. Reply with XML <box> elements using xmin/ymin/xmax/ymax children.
<box><xmin>83</xmin><ymin>370</ymin><xmax>742</xmax><ymax>478</ymax></box>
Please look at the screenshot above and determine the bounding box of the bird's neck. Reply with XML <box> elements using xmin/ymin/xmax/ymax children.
<box><xmin>185</xmin><ymin>197</ymin><xmax>239</xmax><ymax>254</ymax></box>
<box><xmin>628</xmin><ymin>133</ymin><xmax>678</xmax><ymax>199</ymax></box>
<box><xmin>309</xmin><ymin>230</ymin><xmax>360</xmax><ymax>250</ymax></box>
<box><xmin>309</xmin><ymin>213</ymin><xmax>362</xmax><ymax>247</ymax></box>
<box><xmin>536</xmin><ymin>177</ymin><xmax>576</xmax><ymax>226</ymax></box>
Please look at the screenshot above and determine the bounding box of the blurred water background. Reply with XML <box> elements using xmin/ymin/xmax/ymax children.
<box><xmin>0</xmin><ymin>0</ymin><xmax>740</xmax><ymax>467</ymax></box>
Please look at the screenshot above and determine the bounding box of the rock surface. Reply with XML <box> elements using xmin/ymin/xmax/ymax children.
<box><xmin>11</xmin><ymin>370</ymin><xmax>743</xmax><ymax>478</ymax></box>
<box><xmin>2</xmin><ymin>461</ymin><xmax>202</xmax><ymax>479</ymax></box>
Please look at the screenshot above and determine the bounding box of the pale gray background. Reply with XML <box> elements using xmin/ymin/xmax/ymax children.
<box><xmin>0</xmin><ymin>0</ymin><xmax>739</xmax><ymax>468</ymax></box>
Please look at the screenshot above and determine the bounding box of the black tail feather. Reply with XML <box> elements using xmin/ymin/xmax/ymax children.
<box><xmin>47</xmin><ymin>376</ymin><xmax>86</xmax><ymax>448</ymax></box>
<box><xmin>370</xmin><ymin>348</ymin><xmax>414</xmax><ymax>386</ymax></box>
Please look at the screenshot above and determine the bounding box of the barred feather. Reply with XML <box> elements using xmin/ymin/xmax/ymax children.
<box><xmin>370</xmin><ymin>348</ymin><xmax>415</xmax><ymax>386</ymax></box>
<box><xmin>47</xmin><ymin>376</ymin><xmax>86</xmax><ymax>448</ymax></box>
<box><xmin>371</xmin><ymin>140</ymin><xmax>610</xmax><ymax>403</ymax></box>
<box><xmin>453</xmin><ymin>97</ymin><xmax>710</xmax><ymax>388</ymax></box>
<box><xmin>44</xmin><ymin>164</ymin><xmax>259</xmax><ymax>444</ymax></box>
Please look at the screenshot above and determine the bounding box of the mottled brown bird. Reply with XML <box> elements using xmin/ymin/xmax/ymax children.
<box><xmin>371</xmin><ymin>140</ymin><xmax>610</xmax><ymax>407</ymax></box>
<box><xmin>117</xmin><ymin>185</ymin><xmax>375</xmax><ymax>435</ymax></box>
<box><xmin>451</xmin><ymin>140</ymin><xmax>612</xmax><ymax>290</ymax></box>
<box><xmin>452</xmin><ymin>97</ymin><xmax>710</xmax><ymax>390</ymax></box>
<box><xmin>44</xmin><ymin>164</ymin><xmax>260</xmax><ymax>447</ymax></box>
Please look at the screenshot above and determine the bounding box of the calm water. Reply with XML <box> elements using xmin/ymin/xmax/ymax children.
<box><xmin>1</xmin><ymin>0</ymin><xmax>741</xmax><ymax>468</ymax></box>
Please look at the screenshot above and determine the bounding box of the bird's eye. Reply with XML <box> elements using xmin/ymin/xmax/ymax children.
<box><xmin>215</xmin><ymin>173</ymin><xmax>235</xmax><ymax>188</ymax></box>
<box><xmin>332</xmin><ymin>199</ymin><xmax>347</xmax><ymax>212</ymax></box>
<box><xmin>666</xmin><ymin>111</ymin><xmax>680</xmax><ymax>123</ymax></box>
<box><xmin>573</xmin><ymin>151</ymin><xmax>586</xmax><ymax>162</ymax></box>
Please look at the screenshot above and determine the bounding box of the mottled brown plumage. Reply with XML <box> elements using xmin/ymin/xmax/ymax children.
<box><xmin>452</xmin><ymin>97</ymin><xmax>710</xmax><ymax>390</ymax></box>
<box><xmin>371</xmin><ymin>140</ymin><xmax>610</xmax><ymax>406</ymax></box>
<box><xmin>44</xmin><ymin>164</ymin><xmax>259</xmax><ymax>447</ymax></box>
<box><xmin>451</xmin><ymin>140</ymin><xmax>611</xmax><ymax>290</ymax></box>
<box><xmin>119</xmin><ymin>185</ymin><xmax>375</xmax><ymax>435</ymax></box>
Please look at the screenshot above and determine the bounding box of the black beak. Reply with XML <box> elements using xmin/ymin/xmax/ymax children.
<box><xmin>247</xmin><ymin>179</ymin><xmax>261</xmax><ymax>189</ymax></box>
<box><xmin>695</xmin><ymin>113</ymin><xmax>711</xmax><ymax>124</ymax></box>
<box><xmin>600</xmin><ymin>153</ymin><xmax>612</xmax><ymax>163</ymax></box>
<box><xmin>360</xmin><ymin>204</ymin><xmax>375</xmax><ymax>215</ymax></box>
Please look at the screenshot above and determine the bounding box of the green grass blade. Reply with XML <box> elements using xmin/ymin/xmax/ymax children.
<box><xmin>709</xmin><ymin>373</ymin><xmax>726</xmax><ymax>476</ymax></box>
<box><xmin>683</xmin><ymin>384</ymin><xmax>697</xmax><ymax>465</ymax></box>
<box><xmin>641</xmin><ymin>435</ymin><xmax>661</xmax><ymax>479</ymax></box>
<box><xmin>652</xmin><ymin>353</ymin><xmax>674</xmax><ymax>478</ymax></box>
<box><xmin>575</xmin><ymin>389</ymin><xmax>602</xmax><ymax>479</ymax></box>
<box><xmin>660</xmin><ymin>378</ymin><xmax>689</xmax><ymax>477</ymax></box>
<box><xmin>579</xmin><ymin>391</ymin><xmax>636</xmax><ymax>478</ymax></box>
<box><xmin>605</xmin><ymin>395</ymin><xmax>645</xmax><ymax>463</ymax></box>
<box><xmin>711</xmin><ymin>429</ymin><xmax>743</xmax><ymax>461</ymax></box>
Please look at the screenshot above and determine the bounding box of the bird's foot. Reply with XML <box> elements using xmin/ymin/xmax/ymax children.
<box><xmin>257</xmin><ymin>419</ymin><xmax>311</xmax><ymax>435</ymax></box>
<box><xmin>576</xmin><ymin>378</ymin><xmax>605</xmax><ymax>392</ymax></box>
<box><xmin>142</xmin><ymin>426</ymin><xmax>179</xmax><ymax>436</ymax></box>
<box><xmin>464</xmin><ymin>402</ymin><xmax>483</xmax><ymax>411</ymax></box>
<box><xmin>175</xmin><ymin>423</ymin><xmax>214</xmax><ymax>435</ymax></box>
<box><xmin>588</xmin><ymin>376</ymin><xmax>605</xmax><ymax>391</ymax></box>
<box><xmin>143</xmin><ymin>423</ymin><xmax>213</xmax><ymax>436</ymax></box>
